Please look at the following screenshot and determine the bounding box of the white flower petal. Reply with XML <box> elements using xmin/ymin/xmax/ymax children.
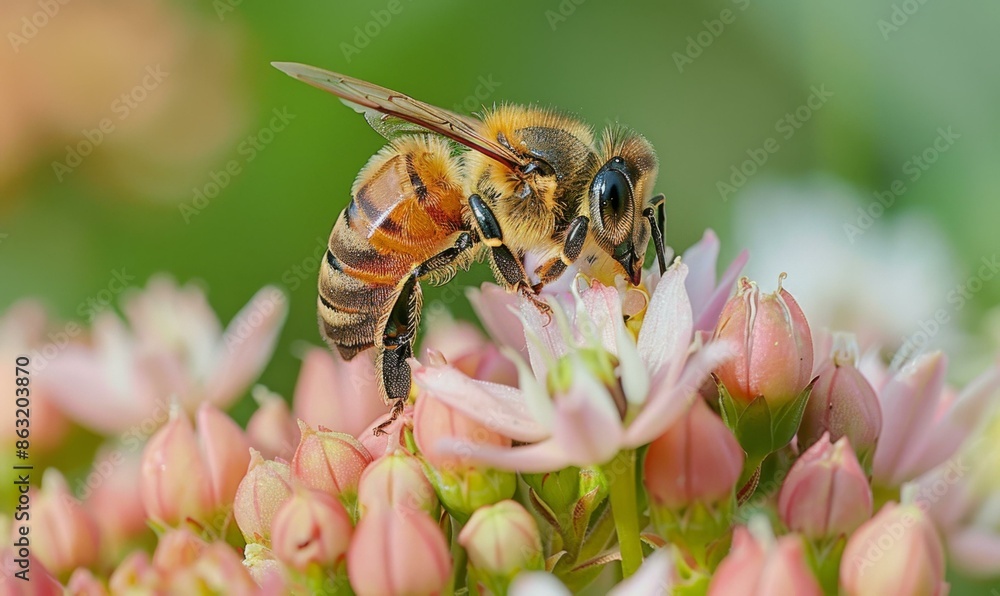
<box><xmin>608</xmin><ymin>549</ymin><xmax>675</xmax><ymax>596</ymax></box>
<box><xmin>205</xmin><ymin>286</ymin><xmax>287</xmax><ymax>409</ymax></box>
<box><xmin>625</xmin><ymin>341</ymin><xmax>733</xmax><ymax>447</ymax></box>
<box><xmin>637</xmin><ymin>262</ymin><xmax>693</xmax><ymax>378</ymax></box>
<box><xmin>549</xmin><ymin>360</ymin><xmax>624</xmax><ymax>466</ymax></box>
<box><xmin>617</xmin><ymin>321</ymin><xmax>649</xmax><ymax>406</ymax></box>
<box><xmin>434</xmin><ymin>438</ymin><xmax>572</xmax><ymax>474</ymax></box>
<box><xmin>510</xmin><ymin>572</ymin><xmax>572</xmax><ymax>596</ymax></box>
<box><xmin>413</xmin><ymin>363</ymin><xmax>549</xmax><ymax>442</ymax></box>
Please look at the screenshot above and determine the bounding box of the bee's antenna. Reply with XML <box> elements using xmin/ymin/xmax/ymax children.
<box><xmin>643</xmin><ymin>194</ymin><xmax>668</xmax><ymax>275</ymax></box>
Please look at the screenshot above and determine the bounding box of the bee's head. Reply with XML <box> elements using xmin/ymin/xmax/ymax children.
<box><xmin>588</xmin><ymin>129</ymin><xmax>658</xmax><ymax>285</ymax></box>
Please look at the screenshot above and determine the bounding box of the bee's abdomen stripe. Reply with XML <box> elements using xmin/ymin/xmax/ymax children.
<box><xmin>318</xmin><ymin>261</ymin><xmax>395</xmax><ymax>359</ymax></box>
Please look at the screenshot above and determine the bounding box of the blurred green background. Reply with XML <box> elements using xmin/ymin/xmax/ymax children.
<box><xmin>1</xmin><ymin>2</ymin><xmax>998</xmax><ymax>586</ymax></box>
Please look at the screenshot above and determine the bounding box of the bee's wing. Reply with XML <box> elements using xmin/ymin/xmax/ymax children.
<box><xmin>272</xmin><ymin>62</ymin><xmax>525</xmax><ymax>171</ymax></box>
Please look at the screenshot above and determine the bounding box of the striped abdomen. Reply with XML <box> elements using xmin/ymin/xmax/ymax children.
<box><xmin>318</xmin><ymin>135</ymin><xmax>467</xmax><ymax>360</ymax></box>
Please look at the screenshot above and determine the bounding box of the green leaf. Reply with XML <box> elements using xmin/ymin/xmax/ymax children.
<box><xmin>771</xmin><ymin>380</ymin><xmax>816</xmax><ymax>448</ymax></box>
<box><xmin>717</xmin><ymin>382</ymin><xmax>742</xmax><ymax>431</ymax></box>
<box><xmin>734</xmin><ymin>395</ymin><xmax>774</xmax><ymax>459</ymax></box>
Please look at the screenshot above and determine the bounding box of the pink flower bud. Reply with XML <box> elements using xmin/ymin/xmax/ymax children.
<box><xmin>358</xmin><ymin>406</ymin><xmax>412</xmax><ymax>459</ymax></box>
<box><xmin>246</xmin><ymin>387</ymin><xmax>300</xmax><ymax>460</ymax></box>
<box><xmin>293</xmin><ymin>347</ymin><xmax>385</xmax><ymax>438</ymax></box>
<box><xmin>709</xmin><ymin>526</ymin><xmax>822</xmax><ymax>596</ymax></box>
<box><xmin>108</xmin><ymin>552</ymin><xmax>157</xmax><ymax>593</ymax></box>
<box><xmin>181</xmin><ymin>542</ymin><xmax>260</xmax><ymax>594</ymax></box>
<box><xmin>644</xmin><ymin>398</ymin><xmax>744</xmax><ymax>509</ymax></box>
<box><xmin>413</xmin><ymin>393</ymin><xmax>511</xmax><ymax>473</ymax></box>
<box><xmin>83</xmin><ymin>449</ymin><xmax>148</xmax><ymax>557</ymax></box>
<box><xmin>421</xmin><ymin>317</ymin><xmax>517</xmax><ymax>385</ymax></box>
<box><xmin>291</xmin><ymin>421</ymin><xmax>372</xmax><ymax>499</ymax></box>
<box><xmin>26</xmin><ymin>469</ymin><xmax>101</xmax><ymax>576</ymax></box>
<box><xmin>68</xmin><ymin>568</ymin><xmax>108</xmax><ymax>596</ymax></box>
<box><xmin>458</xmin><ymin>500</ymin><xmax>543</xmax><ymax>584</ymax></box>
<box><xmin>152</xmin><ymin>528</ymin><xmax>205</xmax><ymax>571</ymax></box>
<box><xmin>271</xmin><ymin>488</ymin><xmax>352</xmax><ymax>571</ymax></box>
<box><xmin>413</xmin><ymin>395</ymin><xmax>517</xmax><ymax>516</ymax></box>
<box><xmin>799</xmin><ymin>338</ymin><xmax>882</xmax><ymax>467</ymax></box>
<box><xmin>357</xmin><ymin>452</ymin><xmax>438</xmax><ymax>515</ymax></box>
<box><xmin>347</xmin><ymin>507</ymin><xmax>451</xmax><ymax>596</ymax></box>
<box><xmin>714</xmin><ymin>276</ymin><xmax>814</xmax><ymax>407</ymax></box>
<box><xmin>197</xmin><ymin>403</ymin><xmax>252</xmax><ymax>510</ymax></box>
<box><xmin>840</xmin><ymin>502</ymin><xmax>947</xmax><ymax>595</ymax></box>
<box><xmin>242</xmin><ymin>543</ymin><xmax>288</xmax><ymax>589</ymax></box>
<box><xmin>234</xmin><ymin>450</ymin><xmax>293</xmax><ymax>546</ymax></box>
<box><xmin>140</xmin><ymin>404</ymin><xmax>250</xmax><ymax>526</ymax></box>
<box><xmin>778</xmin><ymin>434</ymin><xmax>873</xmax><ymax>539</ymax></box>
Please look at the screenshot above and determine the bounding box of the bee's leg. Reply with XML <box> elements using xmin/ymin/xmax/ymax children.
<box><xmin>468</xmin><ymin>194</ymin><xmax>551</xmax><ymax>314</ymax></box>
<box><xmin>373</xmin><ymin>232</ymin><xmax>476</xmax><ymax>436</ymax></box>
<box><xmin>642</xmin><ymin>193</ymin><xmax>668</xmax><ymax>275</ymax></box>
<box><xmin>414</xmin><ymin>231</ymin><xmax>475</xmax><ymax>277</ymax></box>
<box><xmin>533</xmin><ymin>215</ymin><xmax>589</xmax><ymax>289</ymax></box>
<box><xmin>375</xmin><ymin>273</ymin><xmax>420</xmax><ymax>435</ymax></box>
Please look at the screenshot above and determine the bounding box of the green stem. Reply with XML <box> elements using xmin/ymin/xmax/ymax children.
<box><xmin>446</xmin><ymin>517</ymin><xmax>467</xmax><ymax>595</ymax></box>
<box><xmin>605</xmin><ymin>450</ymin><xmax>642</xmax><ymax>578</ymax></box>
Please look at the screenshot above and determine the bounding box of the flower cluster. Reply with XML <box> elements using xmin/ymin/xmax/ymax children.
<box><xmin>2</xmin><ymin>231</ymin><xmax>999</xmax><ymax>595</ymax></box>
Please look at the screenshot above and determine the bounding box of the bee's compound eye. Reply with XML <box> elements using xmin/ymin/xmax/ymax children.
<box><xmin>593</xmin><ymin>167</ymin><xmax>631</xmax><ymax>226</ymax></box>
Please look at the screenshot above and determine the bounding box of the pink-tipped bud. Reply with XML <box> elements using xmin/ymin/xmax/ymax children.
<box><xmin>108</xmin><ymin>552</ymin><xmax>157</xmax><ymax>593</ymax></box>
<box><xmin>840</xmin><ymin>502</ymin><xmax>947</xmax><ymax>595</ymax></box>
<box><xmin>271</xmin><ymin>488</ymin><xmax>352</xmax><ymax>571</ymax></box>
<box><xmin>413</xmin><ymin>395</ymin><xmax>517</xmax><ymax>516</ymax></box>
<box><xmin>778</xmin><ymin>434</ymin><xmax>873</xmax><ymax>539</ymax></box>
<box><xmin>26</xmin><ymin>469</ymin><xmax>101</xmax><ymax>576</ymax></box>
<box><xmin>197</xmin><ymin>403</ymin><xmax>252</xmax><ymax>510</ymax></box>
<box><xmin>800</xmin><ymin>336</ymin><xmax>882</xmax><ymax>468</ymax></box>
<box><xmin>152</xmin><ymin>528</ymin><xmax>206</xmax><ymax>571</ymax></box>
<box><xmin>140</xmin><ymin>404</ymin><xmax>250</xmax><ymax>527</ymax></box>
<box><xmin>357</xmin><ymin>452</ymin><xmax>438</xmax><ymax>515</ymax></box>
<box><xmin>234</xmin><ymin>449</ymin><xmax>293</xmax><ymax>546</ymax></box>
<box><xmin>458</xmin><ymin>500</ymin><xmax>543</xmax><ymax>589</ymax></box>
<box><xmin>246</xmin><ymin>387</ymin><xmax>300</xmax><ymax>460</ymax></box>
<box><xmin>68</xmin><ymin>568</ymin><xmax>108</xmax><ymax>596</ymax></box>
<box><xmin>421</xmin><ymin>317</ymin><xmax>517</xmax><ymax>385</ymax></box>
<box><xmin>358</xmin><ymin>406</ymin><xmax>411</xmax><ymax>460</ymax></box>
<box><xmin>644</xmin><ymin>398</ymin><xmax>744</xmax><ymax>509</ymax></box>
<box><xmin>709</xmin><ymin>525</ymin><xmax>823</xmax><ymax>596</ymax></box>
<box><xmin>347</xmin><ymin>506</ymin><xmax>451</xmax><ymax>596</ymax></box>
<box><xmin>714</xmin><ymin>276</ymin><xmax>814</xmax><ymax>408</ymax></box>
<box><xmin>183</xmin><ymin>542</ymin><xmax>260</xmax><ymax>594</ymax></box>
<box><xmin>413</xmin><ymin>394</ymin><xmax>511</xmax><ymax>473</ymax></box>
<box><xmin>291</xmin><ymin>421</ymin><xmax>372</xmax><ymax>500</ymax></box>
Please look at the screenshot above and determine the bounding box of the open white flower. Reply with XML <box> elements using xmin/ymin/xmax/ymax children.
<box><xmin>412</xmin><ymin>261</ymin><xmax>733</xmax><ymax>473</ymax></box>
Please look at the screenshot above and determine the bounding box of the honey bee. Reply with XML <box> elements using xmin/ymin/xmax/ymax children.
<box><xmin>273</xmin><ymin>62</ymin><xmax>668</xmax><ymax>432</ymax></box>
